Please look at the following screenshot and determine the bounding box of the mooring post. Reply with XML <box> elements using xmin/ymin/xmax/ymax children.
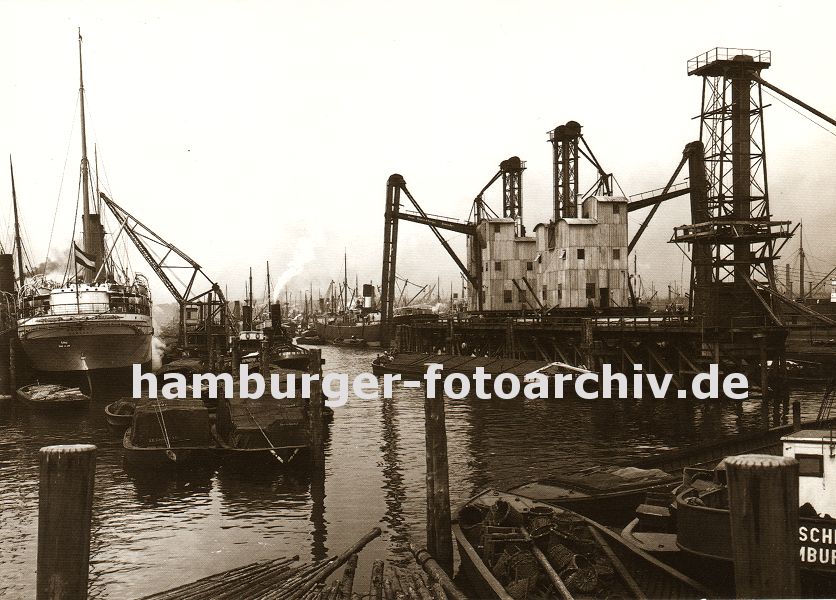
<box><xmin>37</xmin><ymin>444</ymin><xmax>97</xmax><ymax>600</ymax></box>
<box><xmin>424</xmin><ymin>387</ymin><xmax>453</xmax><ymax>574</ymax></box>
<box><xmin>756</xmin><ymin>333</ymin><xmax>769</xmax><ymax>401</ymax></box>
<box><xmin>307</xmin><ymin>348</ymin><xmax>324</xmax><ymax>458</ymax></box>
<box><xmin>307</xmin><ymin>347</ymin><xmax>327</xmax><ymax>560</ymax></box>
<box><xmin>581</xmin><ymin>318</ymin><xmax>594</xmax><ymax>369</ymax></box>
<box><xmin>259</xmin><ymin>339</ymin><xmax>268</xmax><ymax>375</ymax></box>
<box><xmin>792</xmin><ymin>400</ymin><xmax>801</xmax><ymax>431</ymax></box>
<box><xmin>0</xmin><ymin>253</ymin><xmax>13</xmax><ymax>397</ymax></box>
<box><xmin>726</xmin><ymin>454</ymin><xmax>800</xmax><ymax>598</ymax></box>
<box><xmin>231</xmin><ymin>338</ymin><xmax>241</xmax><ymax>373</ymax></box>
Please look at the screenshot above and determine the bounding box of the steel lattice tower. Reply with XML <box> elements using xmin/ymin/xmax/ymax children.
<box><xmin>500</xmin><ymin>156</ymin><xmax>525</xmax><ymax>236</ymax></box>
<box><xmin>550</xmin><ymin>121</ymin><xmax>582</xmax><ymax>220</ymax></box>
<box><xmin>674</xmin><ymin>49</ymin><xmax>791</xmax><ymax>328</ymax></box>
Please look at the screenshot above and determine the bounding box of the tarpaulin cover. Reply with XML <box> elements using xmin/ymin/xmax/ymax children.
<box><xmin>130</xmin><ymin>399</ymin><xmax>212</xmax><ymax>447</ymax></box>
<box><xmin>216</xmin><ymin>397</ymin><xmax>308</xmax><ymax>450</ymax></box>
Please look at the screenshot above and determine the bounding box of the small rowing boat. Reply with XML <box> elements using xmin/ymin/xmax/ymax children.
<box><xmin>16</xmin><ymin>383</ymin><xmax>89</xmax><ymax>409</ymax></box>
<box><xmin>455</xmin><ymin>488</ymin><xmax>714</xmax><ymax>599</ymax></box>
<box><xmin>104</xmin><ymin>399</ymin><xmax>135</xmax><ymax>430</ymax></box>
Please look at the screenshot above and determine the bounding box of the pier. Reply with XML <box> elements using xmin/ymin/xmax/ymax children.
<box><xmin>2</xmin><ymin>12</ymin><xmax>836</xmax><ymax>600</ymax></box>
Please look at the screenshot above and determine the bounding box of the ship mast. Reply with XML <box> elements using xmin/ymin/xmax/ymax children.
<box><xmin>266</xmin><ymin>261</ymin><xmax>271</xmax><ymax>306</ymax></box>
<box><xmin>78</xmin><ymin>29</ymin><xmax>94</xmax><ymax>284</ymax></box>
<box><xmin>9</xmin><ymin>157</ymin><xmax>25</xmax><ymax>287</ymax></box>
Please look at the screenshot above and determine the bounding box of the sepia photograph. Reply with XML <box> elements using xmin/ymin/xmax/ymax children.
<box><xmin>1</xmin><ymin>1</ymin><xmax>836</xmax><ymax>598</ymax></box>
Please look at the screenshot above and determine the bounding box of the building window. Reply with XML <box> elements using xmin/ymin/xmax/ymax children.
<box><xmin>485</xmin><ymin>262</ymin><xmax>489</xmax><ymax>272</ymax></box>
<box><xmin>526</xmin><ymin>261</ymin><xmax>533</xmax><ymax>271</ymax></box>
<box><xmin>577</xmin><ymin>248</ymin><xmax>585</xmax><ymax>260</ymax></box>
<box><xmin>494</xmin><ymin>261</ymin><xmax>502</xmax><ymax>271</ymax></box>
<box><xmin>797</xmin><ymin>454</ymin><xmax>824</xmax><ymax>477</ymax></box>
<box><xmin>613</xmin><ymin>248</ymin><xmax>621</xmax><ymax>260</ymax></box>
<box><xmin>557</xmin><ymin>283</ymin><xmax>563</xmax><ymax>300</ymax></box>
<box><xmin>493</xmin><ymin>224</ymin><xmax>501</xmax><ymax>233</ymax></box>
<box><xmin>612</xmin><ymin>204</ymin><xmax>621</xmax><ymax>217</ymax></box>
<box><xmin>542</xmin><ymin>285</ymin><xmax>547</xmax><ymax>300</ymax></box>
<box><xmin>586</xmin><ymin>283</ymin><xmax>596</xmax><ymax>299</ymax></box>
<box><xmin>519</xmin><ymin>289</ymin><xmax>526</xmax><ymax>302</ymax></box>
<box><xmin>503</xmin><ymin>289</ymin><xmax>513</xmax><ymax>303</ymax></box>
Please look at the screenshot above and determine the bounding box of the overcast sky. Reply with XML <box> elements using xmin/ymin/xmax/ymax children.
<box><xmin>1</xmin><ymin>0</ymin><xmax>835</xmax><ymax>306</ymax></box>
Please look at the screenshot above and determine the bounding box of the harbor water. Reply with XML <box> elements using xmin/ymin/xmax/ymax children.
<box><xmin>0</xmin><ymin>346</ymin><xmax>824</xmax><ymax>598</ymax></box>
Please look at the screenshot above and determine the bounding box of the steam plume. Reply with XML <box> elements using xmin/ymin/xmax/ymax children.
<box><xmin>271</xmin><ymin>233</ymin><xmax>320</xmax><ymax>302</ymax></box>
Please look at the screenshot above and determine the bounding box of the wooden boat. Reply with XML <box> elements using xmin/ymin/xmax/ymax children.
<box><xmin>212</xmin><ymin>396</ymin><xmax>310</xmax><ymax>466</ymax></box>
<box><xmin>123</xmin><ymin>399</ymin><xmax>215</xmax><ymax>467</ymax></box>
<box><xmin>510</xmin><ymin>415</ymin><xmax>836</xmax><ymax>526</ymax></box>
<box><xmin>626</xmin><ymin>428</ymin><xmax>836</xmax><ymax>596</ymax></box>
<box><xmin>16</xmin><ymin>383</ymin><xmax>89</xmax><ymax>409</ymax></box>
<box><xmin>454</xmin><ymin>488</ymin><xmax>713</xmax><ymax>599</ymax></box>
<box><xmin>104</xmin><ymin>399</ymin><xmax>135</xmax><ymax>429</ymax></box>
<box><xmin>332</xmin><ymin>337</ymin><xmax>367</xmax><ymax>348</ymax></box>
<box><xmin>296</xmin><ymin>329</ymin><xmax>327</xmax><ymax>345</ymax></box>
<box><xmin>510</xmin><ymin>466</ymin><xmax>679</xmax><ymax>526</ymax></box>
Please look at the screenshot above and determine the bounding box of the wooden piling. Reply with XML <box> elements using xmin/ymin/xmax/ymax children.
<box><xmin>792</xmin><ymin>400</ymin><xmax>801</xmax><ymax>432</ymax></box>
<box><xmin>307</xmin><ymin>348</ymin><xmax>324</xmax><ymax>456</ymax></box>
<box><xmin>37</xmin><ymin>444</ymin><xmax>97</xmax><ymax>600</ymax></box>
<box><xmin>424</xmin><ymin>389</ymin><xmax>453</xmax><ymax>574</ymax></box>
<box><xmin>726</xmin><ymin>454</ymin><xmax>800</xmax><ymax>598</ymax></box>
<box><xmin>0</xmin><ymin>253</ymin><xmax>13</xmax><ymax>397</ymax></box>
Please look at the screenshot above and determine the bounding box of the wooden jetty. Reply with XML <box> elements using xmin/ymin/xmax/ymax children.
<box><xmin>372</xmin><ymin>351</ymin><xmax>586</xmax><ymax>380</ymax></box>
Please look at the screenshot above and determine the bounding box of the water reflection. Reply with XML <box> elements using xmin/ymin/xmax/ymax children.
<box><xmin>379</xmin><ymin>397</ymin><xmax>408</xmax><ymax>552</ymax></box>
<box><xmin>0</xmin><ymin>346</ymin><xmax>826</xmax><ymax>598</ymax></box>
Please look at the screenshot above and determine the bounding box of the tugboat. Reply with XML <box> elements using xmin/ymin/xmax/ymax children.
<box><xmin>236</xmin><ymin>266</ymin><xmax>308</xmax><ymax>371</ymax></box>
<box><xmin>623</xmin><ymin>428</ymin><xmax>836</xmax><ymax>596</ymax></box>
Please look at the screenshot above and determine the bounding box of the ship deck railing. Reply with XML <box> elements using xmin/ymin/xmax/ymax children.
<box><xmin>19</xmin><ymin>302</ymin><xmax>151</xmax><ymax>318</ymax></box>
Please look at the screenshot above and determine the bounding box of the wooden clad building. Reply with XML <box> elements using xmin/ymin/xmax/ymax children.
<box><xmin>467</xmin><ymin>196</ymin><xmax>629</xmax><ymax>311</ymax></box>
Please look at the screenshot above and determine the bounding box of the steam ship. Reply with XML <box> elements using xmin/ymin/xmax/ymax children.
<box><xmin>15</xmin><ymin>32</ymin><xmax>153</xmax><ymax>373</ymax></box>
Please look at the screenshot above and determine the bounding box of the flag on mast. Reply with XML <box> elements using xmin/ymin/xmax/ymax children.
<box><xmin>73</xmin><ymin>243</ymin><xmax>95</xmax><ymax>270</ymax></box>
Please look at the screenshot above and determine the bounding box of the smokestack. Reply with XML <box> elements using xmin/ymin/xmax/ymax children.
<box><xmin>242</xmin><ymin>304</ymin><xmax>253</xmax><ymax>331</ymax></box>
<box><xmin>362</xmin><ymin>284</ymin><xmax>374</xmax><ymax>309</ymax></box>
<box><xmin>270</xmin><ymin>303</ymin><xmax>282</xmax><ymax>338</ymax></box>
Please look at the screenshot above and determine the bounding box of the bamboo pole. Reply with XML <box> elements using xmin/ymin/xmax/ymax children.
<box><xmin>587</xmin><ymin>525</ymin><xmax>645</xmax><ymax>600</ymax></box>
<box><xmin>370</xmin><ymin>560</ymin><xmax>384</xmax><ymax>600</ymax></box>
<box><xmin>283</xmin><ymin>528</ymin><xmax>382</xmax><ymax>600</ymax></box>
<box><xmin>334</xmin><ymin>553</ymin><xmax>358</xmax><ymax>599</ymax></box>
<box><xmin>37</xmin><ymin>444</ymin><xmax>96</xmax><ymax>600</ymax></box>
<box><xmin>528</xmin><ymin>544</ymin><xmax>574</xmax><ymax>600</ymax></box>
<box><xmin>409</xmin><ymin>544</ymin><xmax>467</xmax><ymax>600</ymax></box>
<box><xmin>726</xmin><ymin>454</ymin><xmax>800</xmax><ymax>598</ymax></box>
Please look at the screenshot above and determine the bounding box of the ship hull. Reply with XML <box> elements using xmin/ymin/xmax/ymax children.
<box><xmin>316</xmin><ymin>321</ymin><xmax>381</xmax><ymax>346</ymax></box>
<box><xmin>18</xmin><ymin>315</ymin><xmax>152</xmax><ymax>372</ymax></box>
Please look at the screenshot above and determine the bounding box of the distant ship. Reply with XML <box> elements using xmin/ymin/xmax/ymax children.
<box><xmin>15</xmin><ymin>32</ymin><xmax>153</xmax><ymax>373</ymax></box>
<box><xmin>316</xmin><ymin>312</ymin><xmax>382</xmax><ymax>347</ymax></box>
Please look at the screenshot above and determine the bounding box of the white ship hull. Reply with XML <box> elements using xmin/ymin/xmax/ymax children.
<box><xmin>18</xmin><ymin>313</ymin><xmax>153</xmax><ymax>372</ymax></box>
